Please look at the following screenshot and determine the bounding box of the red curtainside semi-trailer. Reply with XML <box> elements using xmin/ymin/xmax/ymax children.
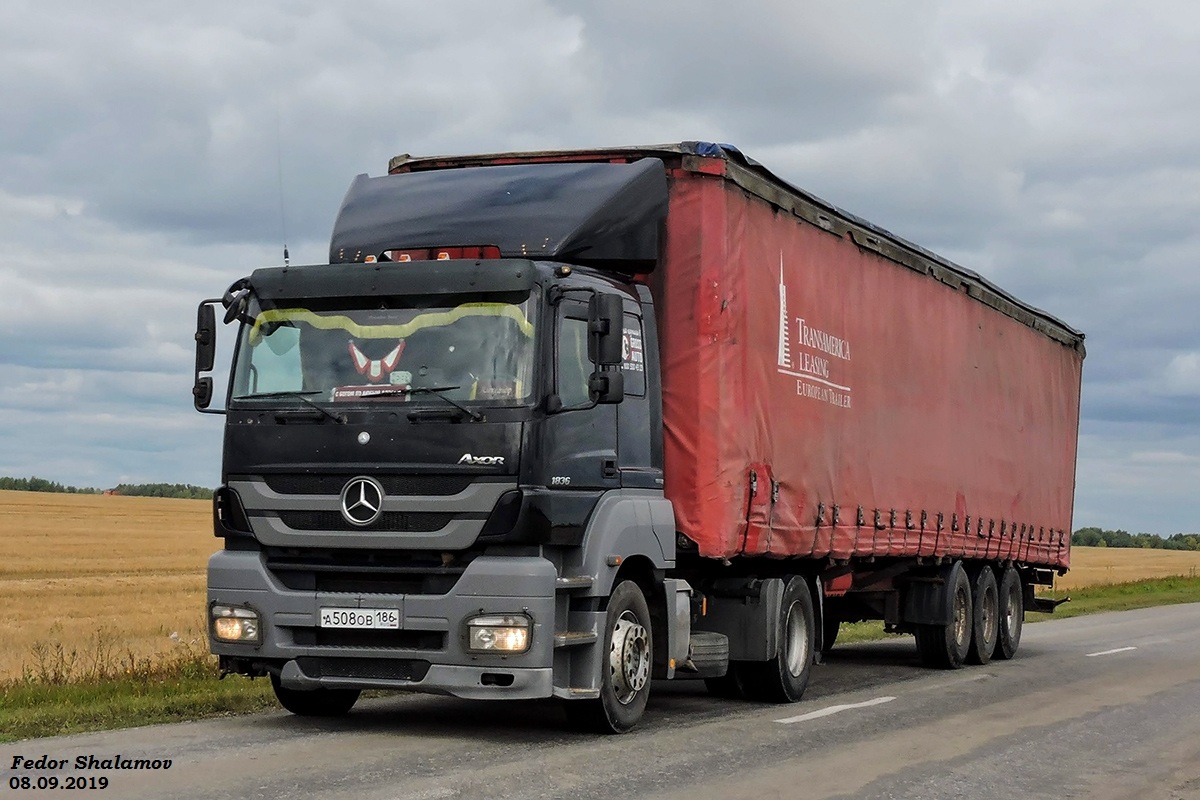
<box><xmin>651</xmin><ymin>154</ymin><xmax>1082</xmax><ymax>572</ymax></box>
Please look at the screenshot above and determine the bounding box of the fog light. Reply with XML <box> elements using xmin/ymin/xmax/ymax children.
<box><xmin>211</xmin><ymin>605</ymin><xmax>261</xmax><ymax>643</ymax></box>
<box><xmin>467</xmin><ymin>614</ymin><xmax>531</xmax><ymax>653</ymax></box>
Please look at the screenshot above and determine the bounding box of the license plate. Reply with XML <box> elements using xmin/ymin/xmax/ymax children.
<box><xmin>319</xmin><ymin>607</ymin><xmax>400</xmax><ymax>629</ymax></box>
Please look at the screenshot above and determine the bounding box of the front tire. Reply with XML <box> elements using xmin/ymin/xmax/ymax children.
<box><xmin>565</xmin><ymin>580</ymin><xmax>653</xmax><ymax>734</ymax></box>
<box><xmin>743</xmin><ymin>576</ymin><xmax>815</xmax><ymax>703</ymax></box>
<box><xmin>270</xmin><ymin>673</ymin><xmax>360</xmax><ymax>717</ymax></box>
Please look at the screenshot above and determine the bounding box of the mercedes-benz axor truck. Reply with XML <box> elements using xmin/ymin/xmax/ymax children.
<box><xmin>193</xmin><ymin>142</ymin><xmax>1085</xmax><ymax>733</ymax></box>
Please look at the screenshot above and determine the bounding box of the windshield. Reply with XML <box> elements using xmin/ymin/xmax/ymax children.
<box><xmin>230</xmin><ymin>291</ymin><xmax>536</xmax><ymax>407</ymax></box>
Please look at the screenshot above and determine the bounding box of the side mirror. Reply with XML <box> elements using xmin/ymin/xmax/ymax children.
<box><xmin>193</xmin><ymin>377</ymin><xmax>214</xmax><ymax>409</ymax></box>
<box><xmin>588</xmin><ymin>293</ymin><xmax>624</xmax><ymax>367</ymax></box>
<box><xmin>195</xmin><ymin>303</ymin><xmax>216</xmax><ymax>373</ymax></box>
<box><xmin>194</xmin><ymin>301</ymin><xmax>223</xmax><ymax>413</ymax></box>
<box><xmin>589</xmin><ymin>370</ymin><xmax>624</xmax><ymax>404</ymax></box>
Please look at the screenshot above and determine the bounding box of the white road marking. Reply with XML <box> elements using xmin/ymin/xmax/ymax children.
<box><xmin>1086</xmin><ymin>646</ymin><xmax>1138</xmax><ymax>657</ymax></box>
<box><xmin>776</xmin><ymin>695</ymin><xmax>896</xmax><ymax>724</ymax></box>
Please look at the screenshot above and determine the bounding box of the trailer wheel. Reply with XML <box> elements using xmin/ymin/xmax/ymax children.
<box><xmin>966</xmin><ymin>566</ymin><xmax>999</xmax><ymax>665</ymax></box>
<box><xmin>992</xmin><ymin>566</ymin><xmax>1023</xmax><ymax>660</ymax></box>
<box><xmin>915</xmin><ymin>561</ymin><xmax>972</xmax><ymax>670</ymax></box>
<box><xmin>269</xmin><ymin>674</ymin><xmax>360</xmax><ymax>717</ymax></box>
<box><xmin>743</xmin><ymin>576</ymin><xmax>814</xmax><ymax>703</ymax></box>
<box><xmin>565</xmin><ymin>580</ymin><xmax>652</xmax><ymax>734</ymax></box>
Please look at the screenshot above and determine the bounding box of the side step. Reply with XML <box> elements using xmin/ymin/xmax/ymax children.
<box><xmin>556</xmin><ymin>575</ymin><xmax>594</xmax><ymax>591</ymax></box>
<box><xmin>552</xmin><ymin>687</ymin><xmax>600</xmax><ymax>700</ymax></box>
<box><xmin>554</xmin><ymin>630</ymin><xmax>598</xmax><ymax>648</ymax></box>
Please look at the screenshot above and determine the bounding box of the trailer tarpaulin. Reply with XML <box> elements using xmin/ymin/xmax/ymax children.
<box><xmin>653</xmin><ymin>165</ymin><xmax>1083</xmax><ymax>570</ymax></box>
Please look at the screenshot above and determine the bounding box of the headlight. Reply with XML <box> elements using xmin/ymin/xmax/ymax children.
<box><xmin>466</xmin><ymin>614</ymin><xmax>531</xmax><ymax>653</ymax></box>
<box><xmin>210</xmin><ymin>604</ymin><xmax>261</xmax><ymax>643</ymax></box>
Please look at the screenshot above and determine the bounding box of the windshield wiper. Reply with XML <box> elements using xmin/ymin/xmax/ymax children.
<box><xmin>357</xmin><ymin>385</ymin><xmax>484</xmax><ymax>422</ymax></box>
<box><xmin>232</xmin><ymin>390</ymin><xmax>345</xmax><ymax>424</ymax></box>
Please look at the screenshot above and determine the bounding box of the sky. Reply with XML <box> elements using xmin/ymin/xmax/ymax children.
<box><xmin>0</xmin><ymin>1</ymin><xmax>1196</xmax><ymax>534</ymax></box>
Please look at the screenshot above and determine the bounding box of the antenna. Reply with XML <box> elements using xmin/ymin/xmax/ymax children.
<box><xmin>275</xmin><ymin>101</ymin><xmax>289</xmax><ymax>267</ymax></box>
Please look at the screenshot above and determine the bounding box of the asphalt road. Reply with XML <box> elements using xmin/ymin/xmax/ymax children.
<box><xmin>4</xmin><ymin>603</ymin><xmax>1200</xmax><ymax>800</ymax></box>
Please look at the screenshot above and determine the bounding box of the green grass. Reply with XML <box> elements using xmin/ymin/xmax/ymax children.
<box><xmin>5</xmin><ymin>576</ymin><xmax>1199</xmax><ymax>743</ymax></box>
<box><xmin>0</xmin><ymin>666</ymin><xmax>275</xmax><ymax>743</ymax></box>
<box><xmin>1029</xmin><ymin>575</ymin><xmax>1200</xmax><ymax>619</ymax></box>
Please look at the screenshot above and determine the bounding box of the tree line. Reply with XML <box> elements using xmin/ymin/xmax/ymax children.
<box><xmin>1072</xmin><ymin>527</ymin><xmax>1200</xmax><ymax>551</ymax></box>
<box><xmin>0</xmin><ymin>476</ymin><xmax>213</xmax><ymax>499</ymax></box>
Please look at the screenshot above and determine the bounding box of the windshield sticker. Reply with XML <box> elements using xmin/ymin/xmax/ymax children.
<box><xmin>331</xmin><ymin>385</ymin><xmax>407</xmax><ymax>402</ymax></box>
<box><xmin>622</xmin><ymin>327</ymin><xmax>644</xmax><ymax>372</ymax></box>
<box><xmin>390</xmin><ymin>370</ymin><xmax>412</xmax><ymax>386</ymax></box>
<box><xmin>349</xmin><ymin>341</ymin><xmax>404</xmax><ymax>383</ymax></box>
<box><xmin>250</xmin><ymin>303</ymin><xmax>534</xmax><ymax>342</ymax></box>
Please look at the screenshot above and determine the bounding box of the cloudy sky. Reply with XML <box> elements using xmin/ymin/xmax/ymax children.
<box><xmin>0</xmin><ymin>1</ymin><xmax>1196</xmax><ymax>534</ymax></box>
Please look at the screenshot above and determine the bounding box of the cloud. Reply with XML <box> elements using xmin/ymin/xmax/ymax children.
<box><xmin>0</xmin><ymin>1</ymin><xmax>1197</xmax><ymax>534</ymax></box>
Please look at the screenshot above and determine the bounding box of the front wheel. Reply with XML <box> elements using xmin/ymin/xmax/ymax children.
<box><xmin>565</xmin><ymin>580</ymin><xmax>653</xmax><ymax>734</ymax></box>
<box><xmin>270</xmin><ymin>673</ymin><xmax>360</xmax><ymax>717</ymax></box>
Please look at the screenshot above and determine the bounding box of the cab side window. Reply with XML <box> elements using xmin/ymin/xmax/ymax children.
<box><xmin>557</xmin><ymin>313</ymin><xmax>590</xmax><ymax>407</ymax></box>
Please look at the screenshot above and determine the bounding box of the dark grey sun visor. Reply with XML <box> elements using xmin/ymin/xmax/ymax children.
<box><xmin>328</xmin><ymin>158</ymin><xmax>668</xmax><ymax>270</ymax></box>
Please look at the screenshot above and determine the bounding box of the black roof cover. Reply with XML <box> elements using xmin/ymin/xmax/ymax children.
<box><xmin>329</xmin><ymin>158</ymin><xmax>668</xmax><ymax>269</ymax></box>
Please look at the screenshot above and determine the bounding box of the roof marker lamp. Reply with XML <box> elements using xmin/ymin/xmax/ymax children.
<box><xmin>211</xmin><ymin>605</ymin><xmax>261</xmax><ymax>643</ymax></box>
<box><xmin>466</xmin><ymin>614</ymin><xmax>531</xmax><ymax>653</ymax></box>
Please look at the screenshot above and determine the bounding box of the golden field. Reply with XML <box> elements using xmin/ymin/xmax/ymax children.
<box><xmin>1056</xmin><ymin>546</ymin><xmax>1200</xmax><ymax>590</ymax></box>
<box><xmin>0</xmin><ymin>490</ymin><xmax>212</xmax><ymax>682</ymax></box>
<box><xmin>2</xmin><ymin>490</ymin><xmax>1200</xmax><ymax>682</ymax></box>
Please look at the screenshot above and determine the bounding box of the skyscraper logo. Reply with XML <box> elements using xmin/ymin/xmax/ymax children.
<box><xmin>777</xmin><ymin>253</ymin><xmax>792</xmax><ymax>370</ymax></box>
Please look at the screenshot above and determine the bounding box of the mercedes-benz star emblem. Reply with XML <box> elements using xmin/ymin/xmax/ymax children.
<box><xmin>340</xmin><ymin>476</ymin><xmax>384</xmax><ymax>527</ymax></box>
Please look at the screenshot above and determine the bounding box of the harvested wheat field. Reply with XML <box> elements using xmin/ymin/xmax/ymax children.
<box><xmin>0</xmin><ymin>490</ymin><xmax>212</xmax><ymax>682</ymax></box>
<box><xmin>4</xmin><ymin>489</ymin><xmax>1200</xmax><ymax>683</ymax></box>
<box><xmin>1057</xmin><ymin>546</ymin><xmax>1200</xmax><ymax>590</ymax></box>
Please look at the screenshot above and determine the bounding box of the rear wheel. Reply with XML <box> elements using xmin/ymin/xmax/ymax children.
<box><xmin>704</xmin><ymin>663</ymin><xmax>748</xmax><ymax>699</ymax></box>
<box><xmin>992</xmin><ymin>566</ymin><xmax>1024</xmax><ymax>660</ymax></box>
<box><xmin>565</xmin><ymin>580</ymin><xmax>652</xmax><ymax>734</ymax></box>
<box><xmin>742</xmin><ymin>576</ymin><xmax>814</xmax><ymax>703</ymax></box>
<box><xmin>270</xmin><ymin>673</ymin><xmax>360</xmax><ymax>717</ymax></box>
<box><xmin>821</xmin><ymin>615</ymin><xmax>840</xmax><ymax>654</ymax></box>
<box><xmin>915</xmin><ymin>561</ymin><xmax>972</xmax><ymax>670</ymax></box>
<box><xmin>966</xmin><ymin>566</ymin><xmax>999</xmax><ymax>665</ymax></box>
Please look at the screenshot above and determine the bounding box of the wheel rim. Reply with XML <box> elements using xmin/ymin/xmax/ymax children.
<box><xmin>609</xmin><ymin>611</ymin><xmax>650</xmax><ymax>705</ymax></box>
<box><xmin>953</xmin><ymin>584</ymin><xmax>970</xmax><ymax>647</ymax></box>
<box><xmin>1004</xmin><ymin>581</ymin><xmax>1020</xmax><ymax>636</ymax></box>
<box><xmin>784</xmin><ymin>601</ymin><xmax>810</xmax><ymax>677</ymax></box>
<box><xmin>981</xmin><ymin>584</ymin><xmax>998</xmax><ymax>645</ymax></box>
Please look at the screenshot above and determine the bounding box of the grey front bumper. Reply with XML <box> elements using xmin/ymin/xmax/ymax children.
<box><xmin>208</xmin><ymin>549</ymin><xmax>557</xmax><ymax>700</ymax></box>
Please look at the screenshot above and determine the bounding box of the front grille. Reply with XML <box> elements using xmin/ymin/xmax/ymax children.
<box><xmin>294</xmin><ymin>656</ymin><xmax>431</xmax><ymax>682</ymax></box>
<box><xmin>264</xmin><ymin>547</ymin><xmax>472</xmax><ymax>595</ymax></box>
<box><xmin>292</xmin><ymin>629</ymin><xmax>445</xmax><ymax>650</ymax></box>
<box><xmin>276</xmin><ymin>510</ymin><xmax>459</xmax><ymax>532</ymax></box>
<box><xmin>262</xmin><ymin>474</ymin><xmax>475</xmax><ymax>497</ymax></box>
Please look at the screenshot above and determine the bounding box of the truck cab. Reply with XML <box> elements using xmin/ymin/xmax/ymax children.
<box><xmin>196</xmin><ymin>156</ymin><xmax>687</xmax><ymax>733</ymax></box>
